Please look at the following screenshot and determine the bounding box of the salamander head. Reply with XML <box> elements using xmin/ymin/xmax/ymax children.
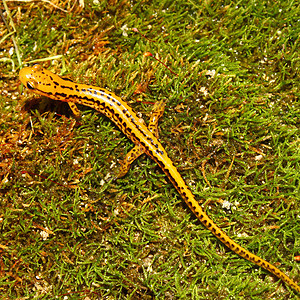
<box><xmin>19</xmin><ymin>64</ymin><xmax>68</xmax><ymax>101</ymax></box>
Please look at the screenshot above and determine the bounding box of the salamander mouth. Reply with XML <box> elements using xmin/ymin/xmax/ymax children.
<box><xmin>19</xmin><ymin>67</ymin><xmax>34</xmax><ymax>86</ymax></box>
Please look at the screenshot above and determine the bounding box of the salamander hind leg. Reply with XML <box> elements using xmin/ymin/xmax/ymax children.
<box><xmin>116</xmin><ymin>144</ymin><xmax>145</xmax><ymax>178</ymax></box>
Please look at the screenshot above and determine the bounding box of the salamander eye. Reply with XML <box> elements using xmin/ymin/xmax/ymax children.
<box><xmin>26</xmin><ymin>82</ymin><xmax>35</xmax><ymax>90</ymax></box>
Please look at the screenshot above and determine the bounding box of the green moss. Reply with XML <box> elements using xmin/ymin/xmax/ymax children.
<box><xmin>0</xmin><ymin>0</ymin><xmax>299</xmax><ymax>298</ymax></box>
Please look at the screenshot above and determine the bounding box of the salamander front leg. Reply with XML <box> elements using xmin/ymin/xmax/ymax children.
<box><xmin>68</xmin><ymin>102</ymin><xmax>81</xmax><ymax>119</ymax></box>
<box><xmin>148</xmin><ymin>100</ymin><xmax>166</xmax><ymax>137</ymax></box>
<box><xmin>116</xmin><ymin>100</ymin><xmax>166</xmax><ymax>178</ymax></box>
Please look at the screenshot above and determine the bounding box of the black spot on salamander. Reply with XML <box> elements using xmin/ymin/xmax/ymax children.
<box><xmin>42</xmin><ymin>90</ymin><xmax>53</xmax><ymax>96</ymax></box>
<box><xmin>94</xmin><ymin>91</ymin><xmax>97</xmax><ymax>95</ymax></box>
<box><xmin>81</xmin><ymin>89</ymin><xmax>86</xmax><ymax>92</ymax></box>
<box><xmin>138</xmin><ymin>139</ymin><xmax>146</xmax><ymax>148</ymax></box>
<box><xmin>105</xmin><ymin>105</ymin><xmax>116</xmax><ymax>115</ymax></box>
<box><xmin>53</xmin><ymin>81</ymin><xmax>59</xmax><ymax>86</ymax></box>
<box><xmin>126</xmin><ymin>127</ymin><xmax>133</xmax><ymax>134</ymax></box>
<box><xmin>62</xmin><ymin>77</ymin><xmax>74</xmax><ymax>83</ymax></box>
<box><xmin>93</xmin><ymin>100</ymin><xmax>100</xmax><ymax>106</ymax></box>
<box><xmin>70</xmin><ymin>94</ymin><xmax>89</xmax><ymax>101</ymax></box>
<box><xmin>117</xmin><ymin>101</ymin><xmax>121</xmax><ymax>106</ymax></box>
<box><xmin>61</xmin><ymin>85</ymin><xmax>74</xmax><ymax>91</ymax></box>
<box><xmin>87</xmin><ymin>88</ymin><xmax>95</xmax><ymax>95</ymax></box>
<box><xmin>155</xmin><ymin>149</ymin><xmax>164</xmax><ymax>155</ymax></box>
<box><xmin>160</xmin><ymin>163</ymin><xmax>171</xmax><ymax>176</ymax></box>
<box><xmin>122</xmin><ymin>109</ymin><xmax>128</xmax><ymax>113</ymax></box>
<box><xmin>55</xmin><ymin>92</ymin><xmax>68</xmax><ymax>98</ymax></box>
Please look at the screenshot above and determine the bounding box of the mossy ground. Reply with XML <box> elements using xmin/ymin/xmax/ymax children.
<box><xmin>0</xmin><ymin>0</ymin><xmax>299</xmax><ymax>299</ymax></box>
